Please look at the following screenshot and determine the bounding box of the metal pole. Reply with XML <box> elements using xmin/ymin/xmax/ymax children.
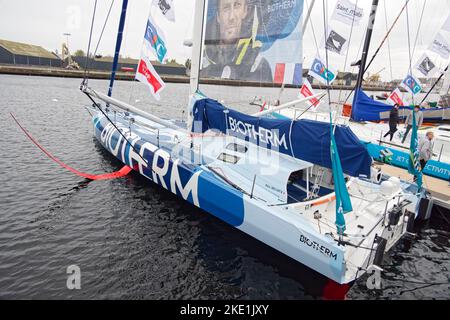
<box><xmin>190</xmin><ymin>0</ymin><xmax>206</xmax><ymax>96</ymax></box>
<box><xmin>345</xmin><ymin>0</ymin><xmax>407</xmax><ymax>107</ymax></box>
<box><xmin>107</xmin><ymin>0</ymin><xmax>128</xmax><ymax>98</ymax></box>
<box><xmin>303</xmin><ymin>0</ymin><xmax>316</xmax><ymax>34</ymax></box>
<box><xmin>351</xmin><ymin>0</ymin><xmax>380</xmax><ymax>119</ymax></box>
<box><xmin>354</xmin><ymin>0</ymin><xmax>380</xmax><ymax>92</ymax></box>
<box><xmin>83</xmin><ymin>87</ymin><xmax>188</xmax><ymax>133</ymax></box>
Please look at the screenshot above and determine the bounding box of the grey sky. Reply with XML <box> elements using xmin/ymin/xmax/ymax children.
<box><xmin>0</xmin><ymin>0</ymin><xmax>449</xmax><ymax>81</ymax></box>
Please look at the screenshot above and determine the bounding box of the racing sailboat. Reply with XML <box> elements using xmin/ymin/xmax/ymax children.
<box><xmin>261</xmin><ymin>0</ymin><xmax>450</xmax><ymax>181</ymax></box>
<box><xmin>80</xmin><ymin>0</ymin><xmax>423</xmax><ymax>285</ymax></box>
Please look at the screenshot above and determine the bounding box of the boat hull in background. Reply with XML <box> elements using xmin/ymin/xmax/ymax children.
<box><xmin>379</xmin><ymin>107</ymin><xmax>450</xmax><ymax>123</ymax></box>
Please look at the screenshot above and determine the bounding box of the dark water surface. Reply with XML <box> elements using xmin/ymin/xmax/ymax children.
<box><xmin>0</xmin><ymin>75</ymin><xmax>448</xmax><ymax>299</ymax></box>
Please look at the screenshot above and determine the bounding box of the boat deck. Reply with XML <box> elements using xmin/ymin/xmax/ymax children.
<box><xmin>376</xmin><ymin>162</ymin><xmax>450</xmax><ymax>207</ymax></box>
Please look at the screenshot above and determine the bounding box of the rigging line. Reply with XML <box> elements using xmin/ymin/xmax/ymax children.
<box><xmin>343</xmin><ymin>0</ymin><xmax>410</xmax><ymax>105</ymax></box>
<box><xmin>405</xmin><ymin>0</ymin><xmax>414</xmax><ymax>105</ymax></box>
<box><xmin>321</xmin><ymin>0</ymin><xmax>331</xmax><ymax>112</ymax></box>
<box><xmin>307</xmin><ymin>4</ymin><xmax>326</xmax><ymax>94</ymax></box>
<box><xmin>83</xmin><ymin>92</ymin><xmax>150</xmax><ymax>168</ymax></box>
<box><xmin>294</xmin><ymin>94</ymin><xmax>328</xmax><ymax>120</ymax></box>
<box><xmin>383</xmin><ymin>0</ymin><xmax>393</xmax><ymax>81</ymax></box>
<box><xmin>309</xmin><ymin>5</ymin><xmax>323</xmax><ymax>62</ymax></box>
<box><xmin>338</xmin><ymin>0</ymin><xmax>360</xmax><ymax>103</ymax></box>
<box><xmin>411</xmin><ymin>0</ymin><xmax>427</xmax><ymax>62</ymax></box>
<box><xmin>93</xmin><ymin>0</ymin><xmax>115</xmax><ymax>58</ymax></box>
<box><xmin>420</xmin><ymin>65</ymin><xmax>449</xmax><ymax>105</ymax></box>
<box><xmin>83</xmin><ymin>0</ymin><xmax>98</xmax><ymax>84</ymax></box>
<box><xmin>122</xmin><ymin>0</ymin><xmax>136</xmax><ymax>105</ymax></box>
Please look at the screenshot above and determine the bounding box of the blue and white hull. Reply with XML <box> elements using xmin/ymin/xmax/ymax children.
<box><xmin>91</xmin><ymin>107</ymin><xmax>420</xmax><ymax>285</ymax></box>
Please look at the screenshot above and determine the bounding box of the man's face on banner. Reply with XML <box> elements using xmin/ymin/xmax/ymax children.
<box><xmin>217</xmin><ymin>0</ymin><xmax>248</xmax><ymax>44</ymax></box>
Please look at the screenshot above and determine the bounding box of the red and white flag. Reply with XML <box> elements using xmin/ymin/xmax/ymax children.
<box><xmin>135</xmin><ymin>54</ymin><xmax>165</xmax><ymax>100</ymax></box>
<box><xmin>386</xmin><ymin>88</ymin><xmax>404</xmax><ymax>106</ymax></box>
<box><xmin>298</xmin><ymin>78</ymin><xmax>321</xmax><ymax>110</ymax></box>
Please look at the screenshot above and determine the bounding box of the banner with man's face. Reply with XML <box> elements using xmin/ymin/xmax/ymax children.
<box><xmin>201</xmin><ymin>0</ymin><xmax>304</xmax><ymax>85</ymax></box>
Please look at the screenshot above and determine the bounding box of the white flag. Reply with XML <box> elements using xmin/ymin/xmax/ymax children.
<box><xmin>331</xmin><ymin>0</ymin><xmax>364</xmax><ymax>26</ymax></box>
<box><xmin>415</xmin><ymin>53</ymin><xmax>437</xmax><ymax>77</ymax></box>
<box><xmin>152</xmin><ymin>0</ymin><xmax>175</xmax><ymax>22</ymax></box>
<box><xmin>429</xmin><ymin>32</ymin><xmax>450</xmax><ymax>59</ymax></box>
<box><xmin>442</xmin><ymin>14</ymin><xmax>450</xmax><ymax>33</ymax></box>
<box><xmin>322</xmin><ymin>28</ymin><xmax>349</xmax><ymax>56</ymax></box>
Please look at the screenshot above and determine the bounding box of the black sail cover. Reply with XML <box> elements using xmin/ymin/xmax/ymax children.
<box><xmin>192</xmin><ymin>98</ymin><xmax>372</xmax><ymax>177</ymax></box>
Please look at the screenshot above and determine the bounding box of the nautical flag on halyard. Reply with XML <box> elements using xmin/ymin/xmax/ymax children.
<box><xmin>144</xmin><ymin>14</ymin><xmax>167</xmax><ymax>63</ymax></box>
<box><xmin>428</xmin><ymin>33</ymin><xmax>450</xmax><ymax>60</ymax></box>
<box><xmin>298</xmin><ymin>78</ymin><xmax>321</xmax><ymax>110</ymax></box>
<box><xmin>408</xmin><ymin>108</ymin><xmax>423</xmax><ymax>190</ymax></box>
<box><xmin>330</xmin><ymin>119</ymin><xmax>352</xmax><ymax>235</ymax></box>
<box><xmin>442</xmin><ymin>14</ymin><xmax>450</xmax><ymax>33</ymax></box>
<box><xmin>387</xmin><ymin>88</ymin><xmax>404</xmax><ymax>106</ymax></box>
<box><xmin>136</xmin><ymin>54</ymin><xmax>165</xmax><ymax>100</ymax></box>
<box><xmin>331</xmin><ymin>0</ymin><xmax>364</xmax><ymax>26</ymax></box>
<box><xmin>308</xmin><ymin>57</ymin><xmax>337</xmax><ymax>85</ymax></box>
<box><xmin>152</xmin><ymin>0</ymin><xmax>175</xmax><ymax>22</ymax></box>
<box><xmin>415</xmin><ymin>54</ymin><xmax>437</xmax><ymax>77</ymax></box>
<box><xmin>274</xmin><ymin>63</ymin><xmax>303</xmax><ymax>85</ymax></box>
<box><xmin>401</xmin><ymin>74</ymin><xmax>422</xmax><ymax>95</ymax></box>
<box><xmin>323</xmin><ymin>29</ymin><xmax>349</xmax><ymax>56</ymax></box>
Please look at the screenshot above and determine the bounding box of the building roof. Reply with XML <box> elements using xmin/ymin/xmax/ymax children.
<box><xmin>94</xmin><ymin>56</ymin><xmax>139</xmax><ymax>64</ymax></box>
<box><xmin>0</xmin><ymin>39</ymin><xmax>59</xmax><ymax>59</ymax></box>
<box><xmin>94</xmin><ymin>56</ymin><xmax>185</xmax><ymax>68</ymax></box>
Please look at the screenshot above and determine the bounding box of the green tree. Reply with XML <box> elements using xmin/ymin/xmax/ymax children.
<box><xmin>73</xmin><ymin>49</ymin><xmax>85</xmax><ymax>57</ymax></box>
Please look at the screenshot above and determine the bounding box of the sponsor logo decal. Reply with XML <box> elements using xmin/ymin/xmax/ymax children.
<box><xmin>299</xmin><ymin>235</ymin><xmax>338</xmax><ymax>260</ymax></box>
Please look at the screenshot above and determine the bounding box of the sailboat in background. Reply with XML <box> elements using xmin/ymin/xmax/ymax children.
<box><xmin>78</xmin><ymin>0</ymin><xmax>423</xmax><ymax>286</ymax></box>
<box><xmin>262</xmin><ymin>0</ymin><xmax>450</xmax><ymax>182</ymax></box>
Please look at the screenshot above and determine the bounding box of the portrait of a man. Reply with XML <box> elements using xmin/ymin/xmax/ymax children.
<box><xmin>201</xmin><ymin>0</ymin><xmax>273</xmax><ymax>82</ymax></box>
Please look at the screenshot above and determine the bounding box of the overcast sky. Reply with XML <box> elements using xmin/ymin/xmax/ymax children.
<box><xmin>0</xmin><ymin>0</ymin><xmax>449</xmax><ymax>81</ymax></box>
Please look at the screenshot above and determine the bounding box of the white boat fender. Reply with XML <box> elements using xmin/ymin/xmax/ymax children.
<box><xmin>388</xmin><ymin>176</ymin><xmax>401</xmax><ymax>189</ymax></box>
<box><xmin>380</xmin><ymin>181</ymin><xmax>396</xmax><ymax>196</ymax></box>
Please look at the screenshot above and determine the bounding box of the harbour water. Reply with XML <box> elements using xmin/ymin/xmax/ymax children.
<box><xmin>0</xmin><ymin>74</ymin><xmax>448</xmax><ymax>299</ymax></box>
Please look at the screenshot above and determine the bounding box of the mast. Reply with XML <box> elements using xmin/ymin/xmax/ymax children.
<box><xmin>107</xmin><ymin>0</ymin><xmax>129</xmax><ymax>97</ymax></box>
<box><xmin>190</xmin><ymin>0</ymin><xmax>207</xmax><ymax>96</ymax></box>
<box><xmin>302</xmin><ymin>0</ymin><xmax>316</xmax><ymax>36</ymax></box>
<box><xmin>354</xmin><ymin>0</ymin><xmax>379</xmax><ymax>92</ymax></box>
<box><xmin>351</xmin><ymin>0</ymin><xmax>379</xmax><ymax>119</ymax></box>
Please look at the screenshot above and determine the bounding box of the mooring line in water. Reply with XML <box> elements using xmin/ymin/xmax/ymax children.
<box><xmin>10</xmin><ymin>112</ymin><xmax>132</xmax><ymax>181</ymax></box>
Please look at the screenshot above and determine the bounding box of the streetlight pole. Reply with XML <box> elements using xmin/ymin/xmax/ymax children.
<box><xmin>63</xmin><ymin>33</ymin><xmax>71</xmax><ymax>51</ymax></box>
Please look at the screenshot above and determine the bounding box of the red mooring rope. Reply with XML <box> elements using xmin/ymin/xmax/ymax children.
<box><xmin>10</xmin><ymin>112</ymin><xmax>132</xmax><ymax>181</ymax></box>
